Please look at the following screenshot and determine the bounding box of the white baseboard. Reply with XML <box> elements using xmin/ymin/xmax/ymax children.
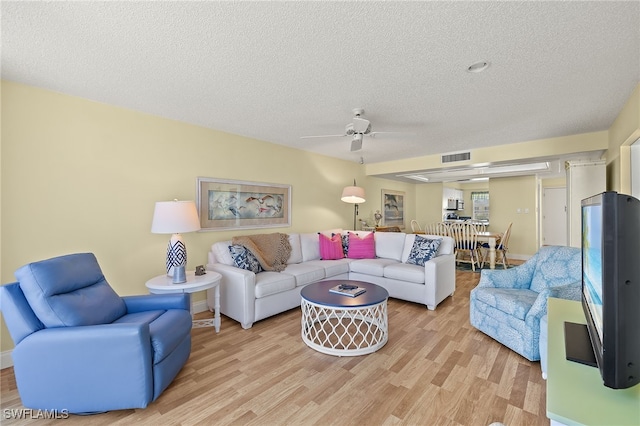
<box><xmin>1</xmin><ymin>300</ymin><xmax>212</xmax><ymax>370</ymax></box>
<box><xmin>1</xmin><ymin>350</ymin><xmax>13</xmax><ymax>369</ymax></box>
<box><xmin>192</xmin><ymin>299</ymin><xmax>209</xmax><ymax>314</ymax></box>
<box><xmin>509</xmin><ymin>253</ymin><xmax>532</xmax><ymax>261</ymax></box>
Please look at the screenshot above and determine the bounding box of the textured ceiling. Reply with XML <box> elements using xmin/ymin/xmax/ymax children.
<box><xmin>2</xmin><ymin>1</ymin><xmax>639</xmax><ymax>169</ymax></box>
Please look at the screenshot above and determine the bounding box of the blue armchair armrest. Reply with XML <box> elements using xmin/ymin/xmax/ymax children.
<box><xmin>548</xmin><ymin>281</ymin><xmax>581</xmax><ymax>301</ymax></box>
<box><xmin>526</xmin><ymin>281</ymin><xmax>581</xmax><ymax>326</ymax></box>
<box><xmin>13</xmin><ymin>323</ymin><xmax>155</xmax><ymax>412</ymax></box>
<box><xmin>476</xmin><ymin>264</ymin><xmax>534</xmax><ymax>290</ymax></box>
<box><xmin>122</xmin><ymin>293</ymin><xmax>190</xmax><ymax>313</ymax></box>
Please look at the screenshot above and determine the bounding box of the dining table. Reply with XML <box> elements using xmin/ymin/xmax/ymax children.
<box><xmin>476</xmin><ymin>231</ymin><xmax>502</xmax><ymax>269</ymax></box>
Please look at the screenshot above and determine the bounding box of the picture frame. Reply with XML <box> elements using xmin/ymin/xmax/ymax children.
<box><xmin>196</xmin><ymin>177</ymin><xmax>291</xmax><ymax>231</ymax></box>
<box><xmin>382</xmin><ymin>189</ymin><xmax>405</xmax><ymax>229</ymax></box>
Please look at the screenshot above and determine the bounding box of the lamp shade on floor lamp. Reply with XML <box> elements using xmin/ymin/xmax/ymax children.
<box><xmin>151</xmin><ymin>200</ymin><xmax>201</xmax><ymax>276</ymax></box>
<box><xmin>341</xmin><ymin>182</ymin><xmax>366</xmax><ymax>230</ymax></box>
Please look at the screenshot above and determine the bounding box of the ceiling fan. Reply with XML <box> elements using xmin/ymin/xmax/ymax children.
<box><xmin>300</xmin><ymin>108</ymin><xmax>409</xmax><ymax>152</ymax></box>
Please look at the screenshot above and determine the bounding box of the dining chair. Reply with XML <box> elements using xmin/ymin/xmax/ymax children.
<box><xmin>470</xmin><ymin>221</ymin><xmax>487</xmax><ymax>233</ymax></box>
<box><xmin>410</xmin><ymin>219</ymin><xmax>423</xmax><ymax>233</ymax></box>
<box><xmin>479</xmin><ymin>222</ymin><xmax>512</xmax><ymax>269</ymax></box>
<box><xmin>450</xmin><ymin>222</ymin><xmax>481</xmax><ymax>271</ymax></box>
<box><xmin>496</xmin><ymin>222</ymin><xmax>513</xmax><ymax>269</ymax></box>
<box><xmin>425</xmin><ymin>221</ymin><xmax>450</xmax><ymax>236</ymax></box>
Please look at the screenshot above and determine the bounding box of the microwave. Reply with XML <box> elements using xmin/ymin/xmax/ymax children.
<box><xmin>447</xmin><ymin>199</ymin><xmax>464</xmax><ymax>210</ymax></box>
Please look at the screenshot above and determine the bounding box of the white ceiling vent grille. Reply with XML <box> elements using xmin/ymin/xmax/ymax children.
<box><xmin>441</xmin><ymin>152</ymin><xmax>471</xmax><ymax>163</ymax></box>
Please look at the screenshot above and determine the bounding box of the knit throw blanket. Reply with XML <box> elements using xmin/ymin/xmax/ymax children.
<box><xmin>232</xmin><ymin>233</ymin><xmax>291</xmax><ymax>272</ymax></box>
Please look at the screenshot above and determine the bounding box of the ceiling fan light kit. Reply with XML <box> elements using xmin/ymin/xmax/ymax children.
<box><xmin>351</xmin><ymin>134</ymin><xmax>363</xmax><ymax>152</ymax></box>
<box><xmin>300</xmin><ymin>107</ymin><xmax>409</xmax><ymax>153</ymax></box>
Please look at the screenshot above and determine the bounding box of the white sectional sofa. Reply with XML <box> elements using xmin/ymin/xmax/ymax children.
<box><xmin>206</xmin><ymin>230</ymin><xmax>456</xmax><ymax>329</ymax></box>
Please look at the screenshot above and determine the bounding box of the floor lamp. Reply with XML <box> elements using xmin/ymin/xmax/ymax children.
<box><xmin>341</xmin><ymin>180</ymin><xmax>366</xmax><ymax>230</ymax></box>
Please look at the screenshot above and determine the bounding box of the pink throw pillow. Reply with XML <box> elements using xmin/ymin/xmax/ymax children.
<box><xmin>319</xmin><ymin>233</ymin><xmax>344</xmax><ymax>260</ymax></box>
<box><xmin>347</xmin><ymin>232</ymin><xmax>376</xmax><ymax>259</ymax></box>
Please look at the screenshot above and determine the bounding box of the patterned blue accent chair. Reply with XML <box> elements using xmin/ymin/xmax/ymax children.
<box><xmin>0</xmin><ymin>253</ymin><xmax>193</xmax><ymax>413</ymax></box>
<box><xmin>469</xmin><ymin>245</ymin><xmax>581</xmax><ymax>361</ymax></box>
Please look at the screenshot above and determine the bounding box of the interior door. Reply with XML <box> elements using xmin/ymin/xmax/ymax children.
<box><xmin>542</xmin><ymin>187</ymin><xmax>567</xmax><ymax>246</ymax></box>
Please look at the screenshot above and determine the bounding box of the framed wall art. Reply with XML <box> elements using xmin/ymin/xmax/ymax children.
<box><xmin>382</xmin><ymin>189</ymin><xmax>405</xmax><ymax>228</ymax></box>
<box><xmin>196</xmin><ymin>177</ymin><xmax>291</xmax><ymax>231</ymax></box>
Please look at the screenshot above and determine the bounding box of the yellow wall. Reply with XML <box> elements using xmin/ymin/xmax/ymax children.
<box><xmin>487</xmin><ymin>176</ymin><xmax>539</xmax><ymax>256</ymax></box>
<box><xmin>414</xmin><ymin>182</ymin><xmax>444</xmax><ymax>226</ymax></box>
<box><xmin>2</xmin><ymin>80</ymin><xmax>638</xmax><ymax>355</ymax></box>
<box><xmin>0</xmin><ymin>81</ymin><xmax>418</xmax><ymax>352</ymax></box>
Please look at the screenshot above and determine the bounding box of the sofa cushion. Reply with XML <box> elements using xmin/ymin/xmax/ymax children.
<box><xmin>287</xmin><ymin>234</ymin><xmax>303</xmax><ymax>264</ymax></box>
<box><xmin>374</xmin><ymin>232</ymin><xmax>406</xmax><ymax>261</ymax></box>
<box><xmin>305</xmin><ymin>259</ymin><xmax>351</xmax><ymax>278</ymax></box>
<box><xmin>319</xmin><ymin>233</ymin><xmax>344</xmax><ymax>260</ymax></box>
<box><xmin>347</xmin><ymin>232</ymin><xmax>376</xmax><ymax>259</ymax></box>
<box><xmin>254</xmin><ymin>272</ymin><xmax>297</xmax><ymax>298</ymax></box>
<box><xmin>211</xmin><ymin>240</ymin><xmax>234</xmax><ymax>266</ymax></box>
<box><xmin>384</xmin><ymin>263</ymin><xmax>426</xmax><ymax>284</ymax></box>
<box><xmin>229</xmin><ymin>245</ymin><xmax>264</xmax><ymax>273</ymax></box>
<box><xmin>282</xmin><ymin>263</ymin><xmax>325</xmax><ymax>286</ymax></box>
<box><xmin>406</xmin><ymin>236</ymin><xmax>442</xmax><ymax>266</ymax></box>
<box><xmin>473</xmin><ymin>288</ymin><xmax>539</xmax><ymax>320</ymax></box>
<box><xmin>349</xmin><ymin>258</ymin><xmax>398</xmax><ymax>277</ymax></box>
<box><xmin>16</xmin><ymin>253</ymin><xmax>127</xmax><ymax>328</ymax></box>
<box><xmin>300</xmin><ymin>233</ymin><xmax>321</xmax><ymax>262</ymax></box>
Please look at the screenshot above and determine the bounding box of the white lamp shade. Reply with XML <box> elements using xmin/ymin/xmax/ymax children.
<box><xmin>341</xmin><ymin>186</ymin><xmax>366</xmax><ymax>204</ymax></box>
<box><xmin>151</xmin><ymin>200</ymin><xmax>201</xmax><ymax>234</ymax></box>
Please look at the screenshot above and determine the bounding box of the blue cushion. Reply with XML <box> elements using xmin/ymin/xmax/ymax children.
<box><xmin>340</xmin><ymin>233</ymin><xmax>349</xmax><ymax>257</ymax></box>
<box><xmin>15</xmin><ymin>253</ymin><xmax>126</xmax><ymax>328</ymax></box>
<box><xmin>229</xmin><ymin>244</ymin><xmax>263</xmax><ymax>273</ymax></box>
<box><xmin>529</xmin><ymin>246</ymin><xmax>581</xmax><ymax>292</ymax></box>
<box><xmin>406</xmin><ymin>236</ymin><xmax>442</xmax><ymax>266</ymax></box>
<box><xmin>474</xmin><ymin>287</ymin><xmax>539</xmax><ymax>320</ymax></box>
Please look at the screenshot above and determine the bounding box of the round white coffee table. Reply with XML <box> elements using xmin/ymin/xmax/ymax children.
<box><xmin>145</xmin><ymin>270</ymin><xmax>222</xmax><ymax>332</ymax></box>
<box><xmin>300</xmin><ymin>280</ymin><xmax>389</xmax><ymax>356</ymax></box>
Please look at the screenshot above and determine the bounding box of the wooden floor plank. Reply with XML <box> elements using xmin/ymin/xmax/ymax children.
<box><xmin>1</xmin><ymin>264</ymin><xmax>549</xmax><ymax>425</ymax></box>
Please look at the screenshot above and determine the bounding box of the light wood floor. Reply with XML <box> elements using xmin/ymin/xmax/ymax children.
<box><xmin>1</xmin><ymin>265</ymin><xmax>549</xmax><ymax>426</ymax></box>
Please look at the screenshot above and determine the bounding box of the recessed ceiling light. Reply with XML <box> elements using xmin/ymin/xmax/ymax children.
<box><xmin>467</xmin><ymin>61</ymin><xmax>490</xmax><ymax>73</ymax></box>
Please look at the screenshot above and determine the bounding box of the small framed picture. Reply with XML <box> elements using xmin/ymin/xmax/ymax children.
<box><xmin>382</xmin><ymin>189</ymin><xmax>405</xmax><ymax>229</ymax></box>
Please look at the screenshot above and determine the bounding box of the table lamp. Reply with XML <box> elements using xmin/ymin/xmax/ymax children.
<box><xmin>341</xmin><ymin>180</ymin><xmax>366</xmax><ymax>230</ymax></box>
<box><xmin>151</xmin><ymin>200</ymin><xmax>201</xmax><ymax>277</ymax></box>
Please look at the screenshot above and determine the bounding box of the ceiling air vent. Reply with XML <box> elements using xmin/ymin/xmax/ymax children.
<box><xmin>441</xmin><ymin>151</ymin><xmax>471</xmax><ymax>163</ymax></box>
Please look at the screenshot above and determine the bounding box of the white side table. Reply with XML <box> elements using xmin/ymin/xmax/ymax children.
<box><xmin>145</xmin><ymin>271</ymin><xmax>222</xmax><ymax>332</ymax></box>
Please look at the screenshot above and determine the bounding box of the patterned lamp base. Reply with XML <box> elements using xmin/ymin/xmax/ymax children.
<box><xmin>166</xmin><ymin>233</ymin><xmax>187</xmax><ymax>276</ymax></box>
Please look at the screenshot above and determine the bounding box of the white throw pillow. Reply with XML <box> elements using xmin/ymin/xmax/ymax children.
<box><xmin>300</xmin><ymin>233</ymin><xmax>321</xmax><ymax>261</ymax></box>
<box><xmin>211</xmin><ymin>240</ymin><xmax>234</xmax><ymax>265</ymax></box>
<box><xmin>374</xmin><ymin>232</ymin><xmax>406</xmax><ymax>261</ymax></box>
<box><xmin>288</xmin><ymin>234</ymin><xmax>303</xmax><ymax>264</ymax></box>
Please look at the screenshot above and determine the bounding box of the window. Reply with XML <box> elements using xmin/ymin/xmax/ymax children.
<box><xmin>471</xmin><ymin>191</ymin><xmax>489</xmax><ymax>221</ymax></box>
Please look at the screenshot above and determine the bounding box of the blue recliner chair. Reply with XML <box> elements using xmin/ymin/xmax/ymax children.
<box><xmin>469</xmin><ymin>245</ymin><xmax>581</xmax><ymax>361</ymax></box>
<box><xmin>0</xmin><ymin>253</ymin><xmax>192</xmax><ymax>413</ymax></box>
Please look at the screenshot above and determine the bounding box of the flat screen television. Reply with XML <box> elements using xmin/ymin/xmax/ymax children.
<box><xmin>567</xmin><ymin>191</ymin><xmax>640</xmax><ymax>389</ymax></box>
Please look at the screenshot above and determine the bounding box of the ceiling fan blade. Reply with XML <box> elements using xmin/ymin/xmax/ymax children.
<box><xmin>368</xmin><ymin>131</ymin><xmax>415</xmax><ymax>138</ymax></box>
<box><xmin>300</xmin><ymin>134</ymin><xmax>347</xmax><ymax>139</ymax></box>
<box><xmin>350</xmin><ymin>137</ymin><xmax>363</xmax><ymax>152</ymax></box>
<box><xmin>352</xmin><ymin>117</ymin><xmax>370</xmax><ymax>133</ymax></box>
